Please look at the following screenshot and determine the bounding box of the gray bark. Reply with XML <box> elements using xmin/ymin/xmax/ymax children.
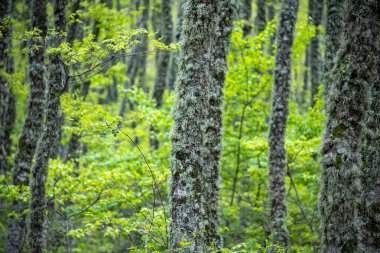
<box><xmin>239</xmin><ymin>0</ymin><xmax>252</xmax><ymax>36</ymax></box>
<box><xmin>204</xmin><ymin>0</ymin><xmax>236</xmax><ymax>249</ymax></box>
<box><xmin>0</xmin><ymin>0</ymin><xmax>15</xmax><ymax>176</ymax></box>
<box><xmin>166</xmin><ymin>0</ymin><xmax>185</xmax><ymax>91</ymax></box>
<box><xmin>6</xmin><ymin>0</ymin><xmax>48</xmax><ymax>251</ymax></box>
<box><xmin>309</xmin><ymin>0</ymin><xmax>323</xmax><ymax>107</ymax></box>
<box><xmin>152</xmin><ymin>0</ymin><xmax>173</xmax><ymax>108</ymax></box>
<box><xmin>28</xmin><ymin>0</ymin><xmax>67</xmax><ymax>252</ymax></box>
<box><xmin>169</xmin><ymin>0</ymin><xmax>218</xmax><ymax>251</ymax></box>
<box><xmin>319</xmin><ymin>1</ymin><xmax>380</xmax><ymax>252</ymax></box>
<box><xmin>254</xmin><ymin>0</ymin><xmax>266</xmax><ymax>34</ymax></box>
<box><xmin>360</xmin><ymin>12</ymin><xmax>380</xmax><ymax>249</ymax></box>
<box><xmin>268</xmin><ymin>0</ymin><xmax>299</xmax><ymax>248</ymax></box>
<box><xmin>324</xmin><ymin>0</ymin><xmax>343</xmax><ymax>95</ymax></box>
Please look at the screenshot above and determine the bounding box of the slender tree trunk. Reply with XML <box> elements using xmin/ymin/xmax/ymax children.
<box><xmin>254</xmin><ymin>0</ymin><xmax>266</xmax><ymax>34</ymax></box>
<box><xmin>150</xmin><ymin>0</ymin><xmax>173</xmax><ymax>149</ymax></box>
<box><xmin>166</xmin><ymin>0</ymin><xmax>185</xmax><ymax>91</ymax></box>
<box><xmin>136</xmin><ymin>0</ymin><xmax>149</xmax><ymax>89</ymax></box>
<box><xmin>267</xmin><ymin>0</ymin><xmax>277</xmax><ymax>55</ymax></box>
<box><xmin>118</xmin><ymin>0</ymin><xmax>148</xmax><ymax>120</ymax></box>
<box><xmin>204</xmin><ymin>0</ymin><xmax>236</xmax><ymax>250</ymax></box>
<box><xmin>28</xmin><ymin>0</ymin><xmax>67</xmax><ymax>252</ymax></box>
<box><xmin>324</xmin><ymin>0</ymin><xmax>343</xmax><ymax>96</ymax></box>
<box><xmin>319</xmin><ymin>1</ymin><xmax>380</xmax><ymax>252</ymax></box>
<box><xmin>169</xmin><ymin>1</ymin><xmax>217</xmax><ymax>251</ymax></box>
<box><xmin>301</xmin><ymin>45</ymin><xmax>310</xmax><ymax>108</ymax></box>
<box><xmin>309</xmin><ymin>0</ymin><xmax>323</xmax><ymax>107</ymax></box>
<box><xmin>239</xmin><ymin>0</ymin><xmax>252</xmax><ymax>37</ymax></box>
<box><xmin>6</xmin><ymin>0</ymin><xmax>48</xmax><ymax>251</ymax></box>
<box><xmin>152</xmin><ymin>0</ymin><xmax>173</xmax><ymax>108</ymax></box>
<box><xmin>268</xmin><ymin>0</ymin><xmax>298</xmax><ymax>248</ymax></box>
<box><xmin>0</xmin><ymin>0</ymin><xmax>15</xmax><ymax>176</ymax></box>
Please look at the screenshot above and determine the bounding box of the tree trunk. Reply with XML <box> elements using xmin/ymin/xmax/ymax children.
<box><xmin>0</xmin><ymin>0</ymin><xmax>15</xmax><ymax>176</ymax></box>
<box><xmin>204</xmin><ymin>0</ymin><xmax>235</xmax><ymax>250</ymax></box>
<box><xmin>360</xmin><ymin>10</ymin><xmax>380</xmax><ymax>249</ymax></box>
<box><xmin>6</xmin><ymin>0</ymin><xmax>48</xmax><ymax>251</ymax></box>
<box><xmin>268</xmin><ymin>0</ymin><xmax>299</xmax><ymax>248</ymax></box>
<box><xmin>118</xmin><ymin>0</ymin><xmax>148</xmax><ymax>120</ymax></box>
<box><xmin>319</xmin><ymin>1</ymin><xmax>380</xmax><ymax>252</ymax></box>
<box><xmin>152</xmin><ymin>0</ymin><xmax>173</xmax><ymax>108</ymax></box>
<box><xmin>309</xmin><ymin>0</ymin><xmax>323</xmax><ymax>107</ymax></box>
<box><xmin>28</xmin><ymin>0</ymin><xmax>67</xmax><ymax>252</ymax></box>
<box><xmin>324</xmin><ymin>0</ymin><xmax>343</xmax><ymax>96</ymax></box>
<box><xmin>135</xmin><ymin>0</ymin><xmax>149</xmax><ymax>89</ymax></box>
<box><xmin>169</xmin><ymin>1</ymin><xmax>217</xmax><ymax>251</ymax></box>
<box><xmin>166</xmin><ymin>0</ymin><xmax>185</xmax><ymax>91</ymax></box>
<box><xmin>239</xmin><ymin>0</ymin><xmax>252</xmax><ymax>37</ymax></box>
<box><xmin>254</xmin><ymin>0</ymin><xmax>266</xmax><ymax>34</ymax></box>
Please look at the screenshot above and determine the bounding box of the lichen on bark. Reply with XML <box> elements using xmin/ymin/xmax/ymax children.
<box><xmin>169</xmin><ymin>1</ymin><xmax>218</xmax><ymax>251</ymax></box>
<box><xmin>6</xmin><ymin>0</ymin><xmax>48</xmax><ymax>251</ymax></box>
<box><xmin>28</xmin><ymin>0</ymin><xmax>67</xmax><ymax>252</ymax></box>
<box><xmin>319</xmin><ymin>1</ymin><xmax>380</xmax><ymax>252</ymax></box>
<box><xmin>268</xmin><ymin>0</ymin><xmax>299</xmax><ymax>248</ymax></box>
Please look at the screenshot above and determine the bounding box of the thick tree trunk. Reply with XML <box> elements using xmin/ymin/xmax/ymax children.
<box><xmin>6</xmin><ymin>0</ymin><xmax>48</xmax><ymax>251</ymax></box>
<box><xmin>169</xmin><ymin>1</ymin><xmax>217</xmax><ymax>252</ymax></box>
<box><xmin>360</xmin><ymin>12</ymin><xmax>380</xmax><ymax>250</ymax></box>
<box><xmin>166</xmin><ymin>0</ymin><xmax>185</xmax><ymax>91</ymax></box>
<box><xmin>309</xmin><ymin>0</ymin><xmax>323</xmax><ymax>107</ymax></box>
<box><xmin>152</xmin><ymin>0</ymin><xmax>173</xmax><ymax>108</ymax></box>
<box><xmin>28</xmin><ymin>0</ymin><xmax>67</xmax><ymax>252</ymax></box>
<box><xmin>319</xmin><ymin>1</ymin><xmax>380</xmax><ymax>252</ymax></box>
<box><xmin>324</xmin><ymin>0</ymin><xmax>343</xmax><ymax>95</ymax></box>
<box><xmin>254</xmin><ymin>0</ymin><xmax>266</xmax><ymax>34</ymax></box>
<box><xmin>204</xmin><ymin>0</ymin><xmax>235</xmax><ymax>250</ymax></box>
<box><xmin>239</xmin><ymin>0</ymin><xmax>252</xmax><ymax>36</ymax></box>
<box><xmin>268</xmin><ymin>0</ymin><xmax>298</xmax><ymax>248</ymax></box>
<box><xmin>0</xmin><ymin>0</ymin><xmax>15</xmax><ymax>176</ymax></box>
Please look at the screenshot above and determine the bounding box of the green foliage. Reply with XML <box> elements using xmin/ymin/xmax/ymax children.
<box><xmin>1</xmin><ymin>0</ymin><xmax>326</xmax><ymax>252</ymax></box>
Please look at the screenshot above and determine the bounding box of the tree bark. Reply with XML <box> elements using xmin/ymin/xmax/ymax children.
<box><xmin>254</xmin><ymin>0</ymin><xmax>266</xmax><ymax>34</ymax></box>
<box><xmin>204</xmin><ymin>0</ymin><xmax>236</xmax><ymax>250</ymax></box>
<box><xmin>0</xmin><ymin>0</ymin><xmax>15</xmax><ymax>176</ymax></box>
<box><xmin>324</xmin><ymin>0</ymin><xmax>343</xmax><ymax>96</ymax></box>
<box><xmin>309</xmin><ymin>0</ymin><xmax>323</xmax><ymax>107</ymax></box>
<box><xmin>6</xmin><ymin>0</ymin><xmax>48</xmax><ymax>251</ymax></box>
<box><xmin>239</xmin><ymin>0</ymin><xmax>252</xmax><ymax>37</ymax></box>
<box><xmin>166</xmin><ymin>0</ymin><xmax>185</xmax><ymax>91</ymax></box>
<box><xmin>28</xmin><ymin>0</ymin><xmax>67</xmax><ymax>252</ymax></box>
<box><xmin>319</xmin><ymin>1</ymin><xmax>380</xmax><ymax>252</ymax></box>
<box><xmin>360</xmin><ymin>10</ymin><xmax>380</xmax><ymax>249</ymax></box>
<box><xmin>169</xmin><ymin>1</ymin><xmax>218</xmax><ymax>251</ymax></box>
<box><xmin>268</xmin><ymin>0</ymin><xmax>299</xmax><ymax>248</ymax></box>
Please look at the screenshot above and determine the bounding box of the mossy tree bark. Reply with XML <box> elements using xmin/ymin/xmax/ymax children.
<box><xmin>309</xmin><ymin>0</ymin><xmax>323</xmax><ymax>107</ymax></box>
<box><xmin>169</xmin><ymin>0</ymin><xmax>218</xmax><ymax>251</ymax></box>
<box><xmin>268</xmin><ymin>0</ymin><xmax>299</xmax><ymax>248</ymax></box>
<box><xmin>254</xmin><ymin>0</ymin><xmax>266</xmax><ymax>34</ymax></box>
<box><xmin>204</xmin><ymin>0</ymin><xmax>236</xmax><ymax>250</ymax></box>
<box><xmin>0</xmin><ymin>0</ymin><xmax>15</xmax><ymax>176</ymax></box>
<box><xmin>27</xmin><ymin>0</ymin><xmax>67</xmax><ymax>252</ymax></box>
<box><xmin>360</xmin><ymin>11</ymin><xmax>380</xmax><ymax>249</ymax></box>
<box><xmin>324</xmin><ymin>0</ymin><xmax>343</xmax><ymax>95</ymax></box>
<box><xmin>319</xmin><ymin>1</ymin><xmax>380</xmax><ymax>252</ymax></box>
<box><xmin>6</xmin><ymin>0</ymin><xmax>48</xmax><ymax>251</ymax></box>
